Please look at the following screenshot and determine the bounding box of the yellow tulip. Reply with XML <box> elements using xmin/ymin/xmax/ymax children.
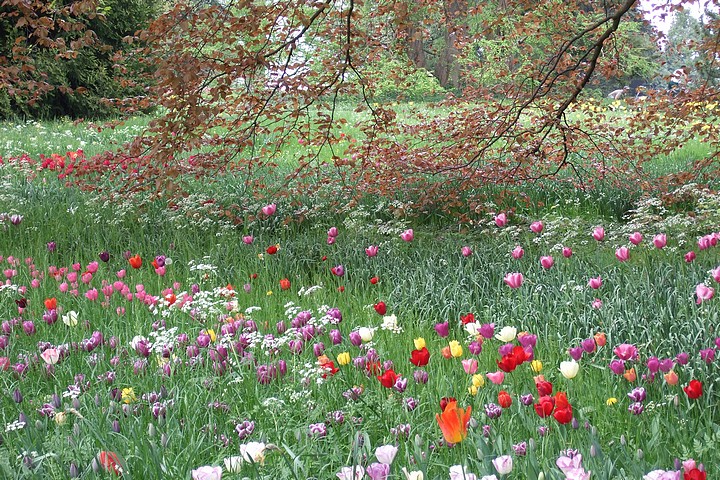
<box><xmin>414</xmin><ymin>337</ymin><xmax>426</xmax><ymax>350</ymax></box>
<box><xmin>337</xmin><ymin>352</ymin><xmax>351</xmax><ymax>366</ymax></box>
<box><xmin>530</xmin><ymin>360</ymin><xmax>543</xmax><ymax>373</ymax></box>
<box><xmin>449</xmin><ymin>340</ymin><xmax>463</xmax><ymax>358</ymax></box>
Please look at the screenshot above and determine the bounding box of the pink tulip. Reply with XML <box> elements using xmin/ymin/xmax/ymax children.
<box><xmin>562</xmin><ymin>247</ymin><xmax>572</xmax><ymax>258</ymax></box>
<box><xmin>696</xmin><ymin>284</ymin><xmax>715</xmax><ymax>304</ymax></box>
<box><xmin>684</xmin><ymin>251</ymin><xmax>696</xmax><ymax>263</ymax></box>
<box><xmin>511</xmin><ymin>246</ymin><xmax>524</xmax><ymax>259</ymax></box>
<box><xmin>327</xmin><ymin>236</ymin><xmax>336</xmax><ymax>245</ymax></box>
<box><xmin>117</xmin><ymin>269</ymin><xmax>126</xmax><ymax>279</ymax></box>
<box><xmin>653</xmin><ymin>234</ymin><xmax>667</xmax><ymax>249</ymax></box>
<box><xmin>592</xmin><ymin>226</ymin><xmax>605</xmax><ymax>241</ymax></box>
<box><xmin>486</xmin><ymin>371</ymin><xmax>505</xmax><ymax>384</ymax></box>
<box><xmin>242</xmin><ymin>235</ymin><xmax>253</xmax><ymax>245</ymax></box>
<box><xmin>40</xmin><ymin>348</ymin><xmax>60</xmax><ymax>365</ymax></box>
<box><xmin>540</xmin><ymin>256</ymin><xmax>554</xmax><ymax>269</ymax></box>
<box><xmin>588</xmin><ymin>276</ymin><xmax>602</xmax><ymax>289</ymax></box>
<box><xmin>698</xmin><ymin>235</ymin><xmax>711</xmax><ymax>250</ymax></box>
<box><xmin>461</xmin><ymin>246</ymin><xmax>472</xmax><ymax>257</ymax></box>
<box><xmin>614</xmin><ymin>343</ymin><xmax>638</xmax><ymax>361</ymax></box>
<box><xmin>503</xmin><ymin>272</ymin><xmax>524</xmax><ymax>288</ymax></box>
<box><xmin>615</xmin><ymin>247</ymin><xmax>630</xmax><ymax>262</ymax></box>
<box><xmin>400</xmin><ymin>229</ymin><xmax>414</xmax><ymax>242</ymax></box>
<box><xmin>712</xmin><ymin>267</ymin><xmax>720</xmax><ymax>283</ymax></box>
<box><xmin>591</xmin><ymin>298</ymin><xmax>603</xmax><ymax>309</ymax></box>
<box><xmin>365</xmin><ymin>245</ymin><xmax>379</xmax><ymax>257</ymax></box>
<box><xmin>530</xmin><ymin>221</ymin><xmax>544</xmax><ymax>234</ymax></box>
<box><xmin>261</xmin><ymin>203</ymin><xmax>276</xmax><ymax>216</ymax></box>
<box><xmin>462</xmin><ymin>358</ymin><xmax>479</xmax><ymax>374</ymax></box>
<box><xmin>85</xmin><ymin>289</ymin><xmax>99</xmax><ymax>301</ymax></box>
<box><xmin>328</xmin><ymin>227</ymin><xmax>339</xmax><ymax>237</ymax></box>
<box><xmin>495</xmin><ymin>213</ymin><xmax>508</xmax><ymax>227</ymax></box>
<box><xmin>629</xmin><ymin>232</ymin><xmax>643</xmax><ymax>245</ymax></box>
<box><xmin>86</xmin><ymin>261</ymin><xmax>99</xmax><ymax>274</ymax></box>
<box><xmin>59</xmin><ymin>282</ymin><xmax>69</xmax><ymax>293</ymax></box>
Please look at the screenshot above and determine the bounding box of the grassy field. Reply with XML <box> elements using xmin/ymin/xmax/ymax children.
<box><xmin>0</xmin><ymin>109</ymin><xmax>718</xmax><ymax>479</ymax></box>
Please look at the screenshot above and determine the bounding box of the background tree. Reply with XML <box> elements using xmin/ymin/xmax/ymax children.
<box><xmin>0</xmin><ymin>0</ymin><xmax>161</xmax><ymax>119</ymax></box>
<box><xmin>28</xmin><ymin>0</ymin><xmax>719</xmax><ymax>220</ymax></box>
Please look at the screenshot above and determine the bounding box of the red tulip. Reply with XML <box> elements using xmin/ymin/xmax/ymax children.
<box><xmin>377</xmin><ymin>369</ymin><xmax>398</xmax><ymax>388</ymax></box>
<box><xmin>498</xmin><ymin>390</ymin><xmax>512</xmax><ymax>408</ymax></box>
<box><xmin>461</xmin><ymin>313</ymin><xmax>475</xmax><ymax>324</ymax></box>
<box><xmin>128</xmin><ymin>254</ymin><xmax>142</xmax><ymax>269</ymax></box>
<box><xmin>684</xmin><ymin>379</ymin><xmax>703</xmax><ymax>399</ymax></box>
<box><xmin>440</xmin><ymin>396</ymin><xmax>457</xmax><ymax>412</ymax></box>
<box><xmin>410</xmin><ymin>347</ymin><xmax>430</xmax><ymax>367</ymax></box>
<box><xmin>497</xmin><ymin>354</ymin><xmax>518</xmax><ymax>373</ymax></box>
<box><xmin>279</xmin><ymin>278</ymin><xmax>291</xmax><ymax>290</ymax></box>
<box><xmin>536</xmin><ymin>380</ymin><xmax>553</xmax><ymax>397</ymax></box>
<box><xmin>374</xmin><ymin>301</ymin><xmax>387</xmax><ymax>315</ymax></box>
<box><xmin>370</xmin><ymin>276</ymin><xmax>379</xmax><ymax>284</ymax></box>
<box><xmin>98</xmin><ymin>451</ymin><xmax>121</xmax><ymax>476</ymax></box>
<box><xmin>534</xmin><ymin>395</ymin><xmax>554</xmax><ymax>417</ymax></box>
<box><xmin>266</xmin><ymin>245</ymin><xmax>278</xmax><ymax>255</ymax></box>
<box><xmin>684</xmin><ymin>468</ymin><xmax>707</xmax><ymax>480</ymax></box>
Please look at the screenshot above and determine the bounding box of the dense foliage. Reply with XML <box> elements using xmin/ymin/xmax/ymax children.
<box><xmin>0</xmin><ymin>0</ymin><xmax>160</xmax><ymax>120</ymax></box>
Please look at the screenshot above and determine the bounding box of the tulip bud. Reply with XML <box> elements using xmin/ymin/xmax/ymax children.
<box><xmin>148</xmin><ymin>423</ymin><xmax>156</xmax><ymax>437</ymax></box>
<box><xmin>161</xmin><ymin>433</ymin><xmax>168</xmax><ymax>447</ymax></box>
<box><xmin>91</xmin><ymin>458</ymin><xmax>99</xmax><ymax>473</ymax></box>
<box><xmin>538</xmin><ymin>473</ymin><xmax>545</xmax><ymax>480</ymax></box>
<box><xmin>69</xmin><ymin>462</ymin><xmax>80</xmax><ymax>478</ymax></box>
<box><xmin>12</xmin><ymin>389</ymin><xmax>22</xmax><ymax>403</ymax></box>
<box><xmin>620</xmin><ymin>434</ymin><xmax>626</xmax><ymax>446</ymax></box>
<box><xmin>637</xmin><ymin>449</ymin><xmax>644</xmax><ymax>460</ymax></box>
<box><xmin>35</xmin><ymin>420</ymin><xmax>43</xmax><ymax>431</ymax></box>
<box><xmin>112</xmin><ymin>420</ymin><xmax>121</xmax><ymax>433</ymax></box>
<box><xmin>590</xmin><ymin>445</ymin><xmax>597</xmax><ymax>457</ymax></box>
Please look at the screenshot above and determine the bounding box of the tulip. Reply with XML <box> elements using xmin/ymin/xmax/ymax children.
<box><xmin>400</xmin><ymin>229</ymin><xmax>414</xmax><ymax>242</ymax></box>
<box><xmin>365</xmin><ymin>245</ymin><xmax>379</xmax><ymax>257</ymax></box>
<box><xmin>242</xmin><ymin>235</ymin><xmax>253</xmax><ymax>244</ymax></box>
<box><xmin>375</xmin><ymin>444</ymin><xmax>398</xmax><ymax>464</ymax></box>
<box><xmin>592</xmin><ymin>226</ymin><xmax>605</xmax><ymax>241</ymax></box>
<box><xmin>562</xmin><ymin>247</ymin><xmax>573</xmax><ymax>258</ymax></box>
<box><xmin>493</xmin><ymin>455</ymin><xmax>513</xmax><ymax>475</ymax></box>
<box><xmin>711</xmin><ymin>267</ymin><xmax>720</xmax><ymax>283</ymax></box>
<box><xmin>530</xmin><ymin>221</ymin><xmax>544</xmax><ymax>234</ymax></box>
<box><xmin>629</xmin><ymin>231</ymin><xmax>643</xmax><ymax>245</ymax></box>
<box><xmin>511</xmin><ymin>246</ymin><xmax>524</xmax><ymax>259</ymax></box>
<box><xmin>328</xmin><ymin>226</ymin><xmax>339</xmax><ymax>237</ymax></box>
<box><xmin>261</xmin><ymin>203</ymin><xmax>276</xmax><ymax>216</ymax></box>
<box><xmin>337</xmin><ymin>466</ymin><xmax>365</xmax><ymax>480</ymax></box>
<box><xmin>98</xmin><ymin>451</ymin><xmax>122</xmax><ymax>476</ymax></box>
<box><xmin>434</xmin><ymin>321</ymin><xmax>449</xmax><ymax>337</ymax></box>
<box><xmin>615</xmin><ymin>345</ymin><xmax>639</xmax><ymax>362</ymax></box>
<box><xmin>367</xmin><ymin>463</ymin><xmax>390</xmax><ymax>480</ymax></box>
<box><xmin>495</xmin><ymin>326</ymin><xmax>517</xmax><ymax>342</ymax></box>
<box><xmin>560</xmin><ymin>360</ymin><xmax>579</xmax><ymax>379</ymax></box>
<box><xmin>587</xmin><ymin>276</ymin><xmax>602</xmax><ymax>289</ymax></box>
<box><xmin>495</xmin><ymin>213</ymin><xmax>507</xmax><ymax>227</ymax></box>
<box><xmin>503</xmin><ymin>272</ymin><xmax>524</xmax><ymax>288</ymax></box>
<box><xmin>436</xmin><ymin>400</ymin><xmax>472</xmax><ymax>444</ymax></box>
<box><xmin>684</xmin><ymin>379</ymin><xmax>703</xmax><ymax>399</ymax></box>
<box><xmin>414</xmin><ymin>337</ymin><xmax>426</xmax><ymax>349</ymax></box>
<box><xmin>653</xmin><ymin>234</ymin><xmax>667</xmax><ymax>249</ymax></box>
<box><xmin>239</xmin><ymin>441</ymin><xmax>267</xmax><ymax>464</ymax></box>
<box><xmin>540</xmin><ymin>256</ymin><xmax>554</xmax><ymax>269</ymax></box>
<box><xmin>486</xmin><ymin>371</ymin><xmax>505</xmax><ymax>384</ymax></box>
<box><xmin>449</xmin><ymin>340</ymin><xmax>463</xmax><ymax>357</ymax></box>
<box><xmin>615</xmin><ymin>246</ymin><xmax>630</xmax><ymax>262</ymax></box>
<box><xmin>696</xmin><ymin>284</ymin><xmax>715</xmax><ymax>304</ymax></box>
<box><xmin>684</xmin><ymin>251</ymin><xmax>696</xmax><ymax>262</ymax></box>
<box><xmin>462</xmin><ymin>358</ymin><xmax>478</xmax><ymax>374</ymax></box>
<box><xmin>664</xmin><ymin>370</ymin><xmax>679</xmax><ymax>385</ymax></box>
<box><xmin>461</xmin><ymin>246</ymin><xmax>473</xmax><ymax>257</ymax></box>
<box><xmin>40</xmin><ymin>348</ymin><xmax>60</xmax><ymax>365</ymax></box>
<box><xmin>358</xmin><ymin>327</ymin><xmax>374</xmax><ymax>342</ymax></box>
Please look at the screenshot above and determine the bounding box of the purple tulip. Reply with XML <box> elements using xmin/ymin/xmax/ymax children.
<box><xmin>568</xmin><ymin>346</ymin><xmax>583</xmax><ymax>361</ymax></box>
<box><xmin>434</xmin><ymin>321</ymin><xmax>449</xmax><ymax>337</ymax></box>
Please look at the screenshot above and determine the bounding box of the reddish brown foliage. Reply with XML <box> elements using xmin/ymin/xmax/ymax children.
<box><xmin>6</xmin><ymin>0</ymin><xmax>719</xmax><ymax>217</ymax></box>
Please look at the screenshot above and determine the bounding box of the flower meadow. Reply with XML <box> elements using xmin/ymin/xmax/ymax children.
<box><xmin>1</xmin><ymin>151</ymin><xmax>720</xmax><ymax>479</ymax></box>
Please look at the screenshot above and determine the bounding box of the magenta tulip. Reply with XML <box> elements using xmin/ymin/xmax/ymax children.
<box><xmin>495</xmin><ymin>213</ymin><xmax>508</xmax><ymax>227</ymax></box>
<box><xmin>629</xmin><ymin>232</ymin><xmax>643</xmax><ymax>245</ymax></box>
<box><xmin>653</xmin><ymin>234</ymin><xmax>667</xmax><ymax>249</ymax></box>
<box><xmin>592</xmin><ymin>226</ymin><xmax>605</xmax><ymax>241</ymax></box>
<box><xmin>530</xmin><ymin>221</ymin><xmax>544</xmax><ymax>234</ymax></box>
<box><xmin>511</xmin><ymin>246</ymin><xmax>524</xmax><ymax>259</ymax></box>
<box><xmin>615</xmin><ymin>247</ymin><xmax>630</xmax><ymax>262</ymax></box>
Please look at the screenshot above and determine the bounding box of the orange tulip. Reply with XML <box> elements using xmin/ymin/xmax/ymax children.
<box><xmin>128</xmin><ymin>254</ymin><xmax>142</xmax><ymax>269</ymax></box>
<box><xmin>436</xmin><ymin>401</ymin><xmax>472</xmax><ymax>444</ymax></box>
<box><xmin>98</xmin><ymin>451</ymin><xmax>122</xmax><ymax>475</ymax></box>
<box><xmin>623</xmin><ymin>367</ymin><xmax>637</xmax><ymax>382</ymax></box>
<box><xmin>594</xmin><ymin>332</ymin><xmax>607</xmax><ymax>347</ymax></box>
<box><xmin>44</xmin><ymin>298</ymin><xmax>57</xmax><ymax>310</ymax></box>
